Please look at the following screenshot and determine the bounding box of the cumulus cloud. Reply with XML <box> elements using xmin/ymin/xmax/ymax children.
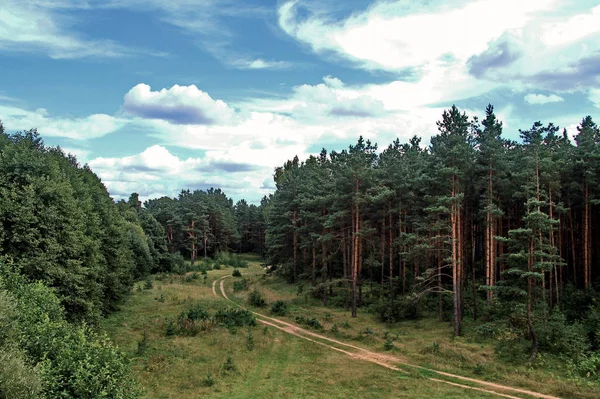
<box><xmin>0</xmin><ymin>104</ymin><xmax>127</xmax><ymax>139</ymax></box>
<box><xmin>122</xmin><ymin>84</ymin><xmax>237</xmax><ymax>125</ymax></box>
<box><xmin>524</xmin><ymin>93</ymin><xmax>565</xmax><ymax>105</ymax></box>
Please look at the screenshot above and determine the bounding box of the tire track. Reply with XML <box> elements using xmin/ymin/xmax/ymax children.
<box><xmin>214</xmin><ymin>276</ymin><xmax>559</xmax><ymax>399</ymax></box>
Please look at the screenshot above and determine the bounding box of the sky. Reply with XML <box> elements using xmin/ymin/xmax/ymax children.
<box><xmin>1</xmin><ymin>0</ymin><xmax>599</xmax><ymax>204</ymax></box>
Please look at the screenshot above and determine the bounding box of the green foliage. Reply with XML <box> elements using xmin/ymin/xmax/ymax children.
<box><xmin>295</xmin><ymin>315</ymin><xmax>323</xmax><ymax>330</ymax></box>
<box><xmin>536</xmin><ymin>311</ymin><xmax>590</xmax><ymax>358</ymax></box>
<box><xmin>221</xmin><ymin>356</ymin><xmax>237</xmax><ymax>374</ymax></box>
<box><xmin>383</xmin><ymin>338</ymin><xmax>395</xmax><ymax>351</ymax></box>
<box><xmin>248</xmin><ymin>289</ymin><xmax>267</xmax><ymax>307</ymax></box>
<box><xmin>136</xmin><ymin>330</ymin><xmax>150</xmax><ymax>355</ymax></box>
<box><xmin>270</xmin><ymin>300</ymin><xmax>288</xmax><ymax>316</ymax></box>
<box><xmin>567</xmin><ymin>350</ymin><xmax>600</xmax><ymax>382</ymax></box>
<box><xmin>201</xmin><ymin>373</ymin><xmax>215</xmax><ymax>387</ymax></box>
<box><xmin>144</xmin><ymin>276</ymin><xmax>153</xmax><ymax>290</ymax></box>
<box><xmin>233</xmin><ymin>278</ymin><xmax>248</xmax><ymax>292</ymax></box>
<box><xmin>0</xmin><ymin>347</ymin><xmax>43</xmax><ymax>399</ymax></box>
<box><xmin>373</xmin><ymin>296</ymin><xmax>420</xmax><ymax>323</ymax></box>
<box><xmin>246</xmin><ymin>331</ymin><xmax>255</xmax><ymax>351</ymax></box>
<box><xmin>232</xmin><ymin>268</ymin><xmax>242</xmax><ymax>277</ymax></box>
<box><xmin>214</xmin><ymin>307</ymin><xmax>256</xmax><ymax>329</ymax></box>
<box><xmin>0</xmin><ymin>270</ymin><xmax>139</xmax><ymax>398</ymax></box>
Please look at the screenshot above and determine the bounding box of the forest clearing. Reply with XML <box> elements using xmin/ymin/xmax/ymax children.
<box><xmin>102</xmin><ymin>256</ymin><xmax>599</xmax><ymax>399</ymax></box>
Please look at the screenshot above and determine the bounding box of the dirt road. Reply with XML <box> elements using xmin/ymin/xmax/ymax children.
<box><xmin>213</xmin><ymin>275</ymin><xmax>561</xmax><ymax>399</ymax></box>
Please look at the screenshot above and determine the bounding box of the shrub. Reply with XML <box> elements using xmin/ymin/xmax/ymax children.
<box><xmin>233</xmin><ymin>279</ymin><xmax>248</xmax><ymax>292</ymax></box>
<box><xmin>537</xmin><ymin>311</ymin><xmax>590</xmax><ymax>358</ymax></box>
<box><xmin>221</xmin><ymin>356</ymin><xmax>237</xmax><ymax>374</ymax></box>
<box><xmin>201</xmin><ymin>373</ymin><xmax>215</xmax><ymax>387</ymax></box>
<box><xmin>182</xmin><ymin>304</ymin><xmax>210</xmax><ymax>322</ymax></box>
<box><xmin>174</xmin><ymin>304</ymin><xmax>211</xmax><ymax>336</ymax></box>
<box><xmin>384</xmin><ymin>338</ymin><xmax>395</xmax><ymax>351</ymax></box>
<box><xmin>248</xmin><ymin>289</ymin><xmax>267</xmax><ymax>308</ymax></box>
<box><xmin>0</xmin><ymin>347</ymin><xmax>42</xmax><ymax>399</ymax></box>
<box><xmin>165</xmin><ymin>320</ymin><xmax>177</xmax><ymax>337</ymax></box>
<box><xmin>567</xmin><ymin>350</ymin><xmax>600</xmax><ymax>382</ymax></box>
<box><xmin>144</xmin><ymin>276</ymin><xmax>153</xmax><ymax>290</ymax></box>
<box><xmin>0</xmin><ymin>271</ymin><xmax>139</xmax><ymax>399</ymax></box>
<box><xmin>373</xmin><ymin>296</ymin><xmax>419</xmax><ymax>323</ymax></box>
<box><xmin>136</xmin><ymin>331</ymin><xmax>150</xmax><ymax>355</ymax></box>
<box><xmin>214</xmin><ymin>307</ymin><xmax>257</xmax><ymax>329</ymax></box>
<box><xmin>295</xmin><ymin>315</ymin><xmax>322</xmax><ymax>330</ymax></box>
<box><xmin>246</xmin><ymin>332</ymin><xmax>255</xmax><ymax>351</ymax></box>
<box><xmin>270</xmin><ymin>300</ymin><xmax>288</xmax><ymax>316</ymax></box>
<box><xmin>232</xmin><ymin>269</ymin><xmax>242</xmax><ymax>277</ymax></box>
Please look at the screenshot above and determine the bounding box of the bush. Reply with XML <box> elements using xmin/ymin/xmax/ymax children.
<box><xmin>248</xmin><ymin>289</ymin><xmax>267</xmax><ymax>308</ymax></box>
<box><xmin>214</xmin><ymin>307</ymin><xmax>257</xmax><ymax>329</ymax></box>
<box><xmin>221</xmin><ymin>356</ymin><xmax>237</xmax><ymax>374</ymax></box>
<box><xmin>270</xmin><ymin>300</ymin><xmax>288</xmax><ymax>316</ymax></box>
<box><xmin>175</xmin><ymin>304</ymin><xmax>211</xmax><ymax>336</ymax></box>
<box><xmin>567</xmin><ymin>350</ymin><xmax>600</xmax><ymax>382</ymax></box>
<box><xmin>233</xmin><ymin>279</ymin><xmax>248</xmax><ymax>292</ymax></box>
<box><xmin>144</xmin><ymin>276</ymin><xmax>153</xmax><ymax>290</ymax></box>
<box><xmin>373</xmin><ymin>296</ymin><xmax>420</xmax><ymax>323</ymax></box>
<box><xmin>384</xmin><ymin>338</ymin><xmax>395</xmax><ymax>351</ymax></box>
<box><xmin>536</xmin><ymin>311</ymin><xmax>590</xmax><ymax>358</ymax></box>
<box><xmin>182</xmin><ymin>304</ymin><xmax>210</xmax><ymax>322</ymax></box>
<box><xmin>232</xmin><ymin>269</ymin><xmax>242</xmax><ymax>277</ymax></box>
<box><xmin>0</xmin><ymin>347</ymin><xmax>42</xmax><ymax>399</ymax></box>
<box><xmin>201</xmin><ymin>373</ymin><xmax>215</xmax><ymax>387</ymax></box>
<box><xmin>246</xmin><ymin>332</ymin><xmax>255</xmax><ymax>351</ymax></box>
<box><xmin>136</xmin><ymin>331</ymin><xmax>150</xmax><ymax>355</ymax></box>
<box><xmin>0</xmin><ymin>271</ymin><xmax>139</xmax><ymax>398</ymax></box>
<box><xmin>295</xmin><ymin>315</ymin><xmax>323</xmax><ymax>330</ymax></box>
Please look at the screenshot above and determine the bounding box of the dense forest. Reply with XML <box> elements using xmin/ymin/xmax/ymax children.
<box><xmin>1</xmin><ymin>102</ymin><xmax>600</xmax><ymax>396</ymax></box>
<box><xmin>263</xmin><ymin>105</ymin><xmax>600</xmax><ymax>363</ymax></box>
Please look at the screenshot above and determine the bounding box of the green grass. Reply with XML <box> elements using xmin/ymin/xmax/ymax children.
<box><xmin>102</xmin><ymin>255</ymin><xmax>599</xmax><ymax>398</ymax></box>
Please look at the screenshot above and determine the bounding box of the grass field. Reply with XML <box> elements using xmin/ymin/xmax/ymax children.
<box><xmin>101</xmin><ymin>255</ymin><xmax>600</xmax><ymax>398</ymax></box>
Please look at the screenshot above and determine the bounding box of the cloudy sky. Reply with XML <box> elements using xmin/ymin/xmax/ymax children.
<box><xmin>1</xmin><ymin>0</ymin><xmax>599</xmax><ymax>203</ymax></box>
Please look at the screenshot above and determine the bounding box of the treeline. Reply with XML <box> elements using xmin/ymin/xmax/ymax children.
<box><xmin>143</xmin><ymin>191</ymin><xmax>268</xmax><ymax>265</ymax></box>
<box><xmin>0</xmin><ymin>125</ymin><xmax>150</xmax><ymax>397</ymax></box>
<box><xmin>265</xmin><ymin>105</ymin><xmax>600</xmax><ymax>360</ymax></box>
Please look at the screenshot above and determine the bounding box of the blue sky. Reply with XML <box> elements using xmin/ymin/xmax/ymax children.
<box><xmin>1</xmin><ymin>0</ymin><xmax>599</xmax><ymax>203</ymax></box>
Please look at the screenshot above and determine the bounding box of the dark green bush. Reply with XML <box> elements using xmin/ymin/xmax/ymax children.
<box><xmin>246</xmin><ymin>332</ymin><xmax>255</xmax><ymax>351</ymax></box>
<box><xmin>248</xmin><ymin>289</ymin><xmax>267</xmax><ymax>307</ymax></box>
<box><xmin>295</xmin><ymin>315</ymin><xmax>322</xmax><ymax>330</ymax></box>
<box><xmin>233</xmin><ymin>279</ymin><xmax>248</xmax><ymax>292</ymax></box>
<box><xmin>214</xmin><ymin>307</ymin><xmax>257</xmax><ymax>329</ymax></box>
<box><xmin>536</xmin><ymin>311</ymin><xmax>590</xmax><ymax>358</ymax></box>
<box><xmin>373</xmin><ymin>296</ymin><xmax>420</xmax><ymax>323</ymax></box>
<box><xmin>270</xmin><ymin>300</ymin><xmax>288</xmax><ymax>316</ymax></box>
<box><xmin>232</xmin><ymin>269</ymin><xmax>242</xmax><ymax>277</ymax></box>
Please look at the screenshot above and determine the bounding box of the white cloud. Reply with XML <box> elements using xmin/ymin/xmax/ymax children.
<box><xmin>0</xmin><ymin>104</ymin><xmax>127</xmax><ymax>139</ymax></box>
<box><xmin>122</xmin><ymin>84</ymin><xmax>237</xmax><ymax>125</ymax></box>
<box><xmin>0</xmin><ymin>1</ymin><xmax>161</xmax><ymax>59</ymax></box>
<box><xmin>87</xmin><ymin>145</ymin><xmax>275</xmax><ymax>202</ymax></box>
<box><xmin>278</xmin><ymin>0</ymin><xmax>556</xmax><ymax>71</ymax></box>
<box><xmin>524</xmin><ymin>93</ymin><xmax>565</xmax><ymax>105</ymax></box>
<box><xmin>239</xmin><ymin>58</ymin><xmax>292</xmax><ymax>70</ymax></box>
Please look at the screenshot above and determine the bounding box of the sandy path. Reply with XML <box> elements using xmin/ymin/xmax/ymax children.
<box><xmin>214</xmin><ymin>276</ymin><xmax>560</xmax><ymax>399</ymax></box>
